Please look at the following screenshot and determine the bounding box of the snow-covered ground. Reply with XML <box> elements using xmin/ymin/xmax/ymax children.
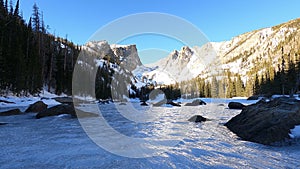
<box><xmin>1</xmin><ymin>98</ymin><xmax>300</xmax><ymax>168</ymax></box>
<box><xmin>0</xmin><ymin>91</ymin><xmax>62</xmax><ymax>109</ymax></box>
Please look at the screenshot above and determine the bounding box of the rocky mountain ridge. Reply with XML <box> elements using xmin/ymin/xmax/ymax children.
<box><xmin>83</xmin><ymin>40</ymin><xmax>142</xmax><ymax>71</ymax></box>
<box><xmin>141</xmin><ymin>18</ymin><xmax>300</xmax><ymax>85</ymax></box>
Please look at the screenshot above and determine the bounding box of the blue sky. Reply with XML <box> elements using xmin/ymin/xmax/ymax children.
<box><xmin>20</xmin><ymin>0</ymin><xmax>300</xmax><ymax>64</ymax></box>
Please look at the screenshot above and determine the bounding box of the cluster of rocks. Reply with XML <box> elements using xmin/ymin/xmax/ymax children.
<box><xmin>140</xmin><ymin>100</ymin><xmax>182</xmax><ymax>107</ymax></box>
<box><xmin>0</xmin><ymin>98</ymin><xmax>98</xmax><ymax>119</ymax></box>
<box><xmin>2</xmin><ymin>95</ymin><xmax>300</xmax><ymax>146</ymax></box>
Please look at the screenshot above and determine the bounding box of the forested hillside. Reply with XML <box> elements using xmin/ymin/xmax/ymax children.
<box><xmin>143</xmin><ymin>18</ymin><xmax>300</xmax><ymax>99</ymax></box>
<box><xmin>0</xmin><ymin>0</ymin><xmax>80</xmax><ymax>96</ymax></box>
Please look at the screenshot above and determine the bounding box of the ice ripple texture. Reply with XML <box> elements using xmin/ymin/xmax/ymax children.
<box><xmin>1</xmin><ymin>102</ymin><xmax>300</xmax><ymax>168</ymax></box>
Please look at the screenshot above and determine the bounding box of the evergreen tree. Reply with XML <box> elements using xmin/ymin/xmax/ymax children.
<box><xmin>235</xmin><ymin>74</ymin><xmax>245</xmax><ymax>96</ymax></box>
<box><xmin>218</xmin><ymin>78</ymin><xmax>226</xmax><ymax>98</ymax></box>
<box><xmin>287</xmin><ymin>59</ymin><xmax>297</xmax><ymax>96</ymax></box>
<box><xmin>254</xmin><ymin>74</ymin><xmax>260</xmax><ymax>95</ymax></box>
<box><xmin>211</xmin><ymin>76</ymin><xmax>218</xmax><ymax>98</ymax></box>
<box><xmin>13</xmin><ymin>0</ymin><xmax>18</xmax><ymax>16</ymax></box>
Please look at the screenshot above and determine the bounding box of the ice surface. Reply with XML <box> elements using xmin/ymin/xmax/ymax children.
<box><xmin>0</xmin><ymin>99</ymin><xmax>300</xmax><ymax>168</ymax></box>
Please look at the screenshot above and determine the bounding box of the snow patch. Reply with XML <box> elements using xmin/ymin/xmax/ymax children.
<box><xmin>290</xmin><ymin>125</ymin><xmax>300</xmax><ymax>139</ymax></box>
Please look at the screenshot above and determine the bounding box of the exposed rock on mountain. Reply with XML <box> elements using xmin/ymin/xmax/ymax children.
<box><xmin>144</xmin><ymin>45</ymin><xmax>212</xmax><ymax>84</ymax></box>
<box><xmin>83</xmin><ymin>41</ymin><xmax>142</xmax><ymax>71</ymax></box>
<box><xmin>111</xmin><ymin>44</ymin><xmax>142</xmax><ymax>71</ymax></box>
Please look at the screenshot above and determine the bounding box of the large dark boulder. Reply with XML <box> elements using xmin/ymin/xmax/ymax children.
<box><xmin>167</xmin><ymin>100</ymin><xmax>181</xmax><ymax>107</ymax></box>
<box><xmin>185</xmin><ymin>99</ymin><xmax>206</xmax><ymax>106</ymax></box>
<box><xmin>0</xmin><ymin>109</ymin><xmax>22</xmax><ymax>116</ymax></box>
<box><xmin>228</xmin><ymin>102</ymin><xmax>246</xmax><ymax>109</ymax></box>
<box><xmin>225</xmin><ymin>97</ymin><xmax>300</xmax><ymax>145</ymax></box>
<box><xmin>25</xmin><ymin>101</ymin><xmax>48</xmax><ymax>113</ymax></box>
<box><xmin>247</xmin><ymin>95</ymin><xmax>259</xmax><ymax>100</ymax></box>
<box><xmin>36</xmin><ymin>104</ymin><xmax>98</xmax><ymax>119</ymax></box>
<box><xmin>140</xmin><ymin>101</ymin><xmax>148</xmax><ymax>106</ymax></box>
<box><xmin>53</xmin><ymin>97</ymin><xmax>73</xmax><ymax>105</ymax></box>
<box><xmin>36</xmin><ymin>104</ymin><xmax>75</xmax><ymax>119</ymax></box>
<box><xmin>188</xmin><ymin>115</ymin><xmax>207</xmax><ymax>123</ymax></box>
<box><xmin>152</xmin><ymin>99</ymin><xmax>167</xmax><ymax>107</ymax></box>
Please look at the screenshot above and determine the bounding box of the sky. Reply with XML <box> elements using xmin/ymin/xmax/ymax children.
<box><xmin>19</xmin><ymin>0</ymin><xmax>300</xmax><ymax>64</ymax></box>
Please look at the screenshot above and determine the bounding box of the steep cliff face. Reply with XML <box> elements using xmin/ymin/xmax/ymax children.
<box><xmin>142</xmin><ymin>18</ymin><xmax>300</xmax><ymax>84</ymax></box>
<box><xmin>111</xmin><ymin>44</ymin><xmax>142</xmax><ymax>71</ymax></box>
<box><xmin>145</xmin><ymin>46</ymin><xmax>211</xmax><ymax>84</ymax></box>
<box><xmin>83</xmin><ymin>41</ymin><xmax>142</xmax><ymax>71</ymax></box>
<box><xmin>83</xmin><ymin>41</ymin><xmax>117</xmax><ymax>62</ymax></box>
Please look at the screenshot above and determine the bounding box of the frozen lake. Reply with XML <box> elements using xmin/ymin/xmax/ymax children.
<box><xmin>1</xmin><ymin>100</ymin><xmax>300</xmax><ymax>168</ymax></box>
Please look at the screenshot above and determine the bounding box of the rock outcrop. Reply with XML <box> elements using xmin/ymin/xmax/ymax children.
<box><xmin>0</xmin><ymin>109</ymin><xmax>22</xmax><ymax>116</ymax></box>
<box><xmin>167</xmin><ymin>100</ymin><xmax>181</xmax><ymax>107</ymax></box>
<box><xmin>225</xmin><ymin>97</ymin><xmax>300</xmax><ymax>145</ymax></box>
<box><xmin>228</xmin><ymin>102</ymin><xmax>246</xmax><ymax>109</ymax></box>
<box><xmin>25</xmin><ymin>101</ymin><xmax>48</xmax><ymax>113</ymax></box>
<box><xmin>111</xmin><ymin>44</ymin><xmax>142</xmax><ymax>71</ymax></box>
<box><xmin>185</xmin><ymin>99</ymin><xmax>206</xmax><ymax>106</ymax></box>
<box><xmin>53</xmin><ymin>97</ymin><xmax>73</xmax><ymax>105</ymax></box>
<box><xmin>188</xmin><ymin>115</ymin><xmax>207</xmax><ymax>123</ymax></box>
<box><xmin>36</xmin><ymin>104</ymin><xmax>98</xmax><ymax>119</ymax></box>
<box><xmin>140</xmin><ymin>101</ymin><xmax>148</xmax><ymax>106</ymax></box>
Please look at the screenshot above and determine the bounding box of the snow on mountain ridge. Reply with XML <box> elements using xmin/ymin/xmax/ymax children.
<box><xmin>139</xmin><ymin>18</ymin><xmax>300</xmax><ymax>85</ymax></box>
<box><xmin>82</xmin><ymin>41</ymin><xmax>142</xmax><ymax>71</ymax></box>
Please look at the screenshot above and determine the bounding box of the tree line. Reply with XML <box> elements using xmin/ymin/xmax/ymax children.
<box><xmin>142</xmin><ymin>47</ymin><xmax>300</xmax><ymax>100</ymax></box>
<box><xmin>0</xmin><ymin>1</ymin><xmax>80</xmax><ymax>96</ymax></box>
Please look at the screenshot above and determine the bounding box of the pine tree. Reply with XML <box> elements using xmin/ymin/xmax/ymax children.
<box><xmin>218</xmin><ymin>78</ymin><xmax>226</xmax><ymax>98</ymax></box>
<box><xmin>235</xmin><ymin>74</ymin><xmax>245</xmax><ymax>96</ymax></box>
<box><xmin>13</xmin><ymin>0</ymin><xmax>18</xmax><ymax>16</ymax></box>
<box><xmin>280</xmin><ymin>47</ymin><xmax>286</xmax><ymax>95</ymax></box>
<box><xmin>32</xmin><ymin>3</ymin><xmax>40</xmax><ymax>32</ymax></box>
<box><xmin>287</xmin><ymin>59</ymin><xmax>297</xmax><ymax>96</ymax></box>
<box><xmin>245</xmin><ymin>77</ymin><xmax>254</xmax><ymax>97</ymax></box>
<box><xmin>211</xmin><ymin>76</ymin><xmax>218</xmax><ymax>98</ymax></box>
<box><xmin>4</xmin><ymin>0</ymin><xmax>7</xmax><ymax>13</ymax></box>
<box><xmin>254</xmin><ymin>74</ymin><xmax>260</xmax><ymax>95</ymax></box>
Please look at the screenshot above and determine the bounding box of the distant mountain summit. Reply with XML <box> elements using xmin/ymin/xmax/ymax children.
<box><xmin>83</xmin><ymin>40</ymin><xmax>142</xmax><ymax>71</ymax></box>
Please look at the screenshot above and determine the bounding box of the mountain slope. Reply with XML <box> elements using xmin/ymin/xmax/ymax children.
<box><xmin>141</xmin><ymin>18</ymin><xmax>300</xmax><ymax>84</ymax></box>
